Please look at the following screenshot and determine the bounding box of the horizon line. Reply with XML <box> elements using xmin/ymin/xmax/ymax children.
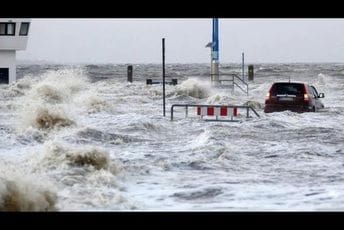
<box><xmin>16</xmin><ymin>60</ymin><xmax>344</xmax><ymax>65</ymax></box>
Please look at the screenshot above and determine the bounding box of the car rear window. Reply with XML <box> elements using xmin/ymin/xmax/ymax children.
<box><xmin>270</xmin><ymin>83</ymin><xmax>305</xmax><ymax>96</ymax></box>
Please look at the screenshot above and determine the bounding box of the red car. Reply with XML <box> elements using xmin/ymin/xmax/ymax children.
<box><xmin>264</xmin><ymin>82</ymin><xmax>325</xmax><ymax>113</ymax></box>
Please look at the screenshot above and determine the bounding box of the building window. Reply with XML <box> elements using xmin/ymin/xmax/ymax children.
<box><xmin>0</xmin><ymin>24</ymin><xmax>5</xmax><ymax>35</ymax></box>
<box><xmin>0</xmin><ymin>23</ymin><xmax>16</xmax><ymax>36</ymax></box>
<box><xmin>19</xmin><ymin>22</ymin><xmax>30</xmax><ymax>36</ymax></box>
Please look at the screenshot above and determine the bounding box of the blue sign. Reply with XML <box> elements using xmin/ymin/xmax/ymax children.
<box><xmin>212</xmin><ymin>18</ymin><xmax>219</xmax><ymax>61</ymax></box>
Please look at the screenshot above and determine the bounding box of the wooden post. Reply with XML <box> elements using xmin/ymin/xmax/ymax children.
<box><xmin>248</xmin><ymin>65</ymin><xmax>254</xmax><ymax>81</ymax></box>
<box><xmin>127</xmin><ymin>65</ymin><xmax>133</xmax><ymax>82</ymax></box>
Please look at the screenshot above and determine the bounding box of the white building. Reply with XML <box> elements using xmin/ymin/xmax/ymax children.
<box><xmin>0</xmin><ymin>18</ymin><xmax>30</xmax><ymax>84</ymax></box>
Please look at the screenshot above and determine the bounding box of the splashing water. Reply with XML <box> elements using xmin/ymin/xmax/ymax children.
<box><xmin>176</xmin><ymin>78</ymin><xmax>212</xmax><ymax>99</ymax></box>
<box><xmin>0</xmin><ymin>63</ymin><xmax>344</xmax><ymax>211</ymax></box>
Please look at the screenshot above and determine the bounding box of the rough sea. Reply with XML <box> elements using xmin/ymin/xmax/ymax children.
<box><xmin>0</xmin><ymin>63</ymin><xmax>343</xmax><ymax>211</ymax></box>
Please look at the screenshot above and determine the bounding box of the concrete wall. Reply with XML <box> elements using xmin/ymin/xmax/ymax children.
<box><xmin>0</xmin><ymin>51</ymin><xmax>16</xmax><ymax>84</ymax></box>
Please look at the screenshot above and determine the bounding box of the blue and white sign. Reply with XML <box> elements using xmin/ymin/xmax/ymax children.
<box><xmin>212</xmin><ymin>18</ymin><xmax>219</xmax><ymax>61</ymax></box>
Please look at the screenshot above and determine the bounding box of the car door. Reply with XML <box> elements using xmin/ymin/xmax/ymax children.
<box><xmin>310</xmin><ymin>86</ymin><xmax>324</xmax><ymax>110</ymax></box>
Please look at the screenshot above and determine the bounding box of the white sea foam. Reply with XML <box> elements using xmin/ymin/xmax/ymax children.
<box><xmin>1</xmin><ymin>64</ymin><xmax>343</xmax><ymax>210</ymax></box>
<box><xmin>176</xmin><ymin>78</ymin><xmax>212</xmax><ymax>99</ymax></box>
<box><xmin>0</xmin><ymin>162</ymin><xmax>57</xmax><ymax>211</ymax></box>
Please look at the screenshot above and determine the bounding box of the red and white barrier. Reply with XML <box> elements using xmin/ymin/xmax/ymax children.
<box><xmin>197</xmin><ymin>106</ymin><xmax>238</xmax><ymax>117</ymax></box>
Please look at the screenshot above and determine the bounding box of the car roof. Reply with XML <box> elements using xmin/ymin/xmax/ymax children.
<box><xmin>273</xmin><ymin>82</ymin><xmax>310</xmax><ymax>86</ymax></box>
<box><xmin>274</xmin><ymin>81</ymin><xmax>305</xmax><ymax>84</ymax></box>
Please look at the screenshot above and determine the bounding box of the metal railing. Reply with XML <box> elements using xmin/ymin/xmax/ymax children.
<box><xmin>211</xmin><ymin>73</ymin><xmax>249</xmax><ymax>96</ymax></box>
<box><xmin>232</xmin><ymin>74</ymin><xmax>249</xmax><ymax>96</ymax></box>
<box><xmin>171</xmin><ymin>104</ymin><xmax>260</xmax><ymax>121</ymax></box>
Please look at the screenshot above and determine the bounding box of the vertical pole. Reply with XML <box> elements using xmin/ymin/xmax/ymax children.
<box><xmin>242</xmin><ymin>52</ymin><xmax>244</xmax><ymax>81</ymax></box>
<box><xmin>162</xmin><ymin>38</ymin><xmax>166</xmax><ymax>117</ymax></box>
<box><xmin>211</xmin><ymin>18</ymin><xmax>219</xmax><ymax>85</ymax></box>
<box><xmin>248</xmin><ymin>65</ymin><xmax>254</xmax><ymax>81</ymax></box>
<box><xmin>127</xmin><ymin>65</ymin><xmax>133</xmax><ymax>83</ymax></box>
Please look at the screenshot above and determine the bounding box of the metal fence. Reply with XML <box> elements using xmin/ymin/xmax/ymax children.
<box><xmin>170</xmin><ymin>104</ymin><xmax>260</xmax><ymax>122</ymax></box>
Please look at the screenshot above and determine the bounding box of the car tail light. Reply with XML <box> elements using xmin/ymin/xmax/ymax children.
<box><xmin>304</xmin><ymin>93</ymin><xmax>309</xmax><ymax>101</ymax></box>
<box><xmin>266</xmin><ymin>92</ymin><xmax>270</xmax><ymax>100</ymax></box>
<box><xmin>265</xmin><ymin>92</ymin><xmax>271</xmax><ymax>103</ymax></box>
<box><xmin>303</xmin><ymin>85</ymin><xmax>309</xmax><ymax>102</ymax></box>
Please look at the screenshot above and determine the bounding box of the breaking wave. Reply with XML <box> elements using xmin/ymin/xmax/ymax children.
<box><xmin>74</xmin><ymin>92</ymin><xmax>110</xmax><ymax>113</ymax></box>
<box><xmin>34</xmin><ymin>141</ymin><xmax>118</xmax><ymax>173</ymax></box>
<box><xmin>33</xmin><ymin>84</ymin><xmax>65</xmax><ymax>103</ymax></box>
<box><xmin>15</xmin><ymin>67</ymin><xmax>108</xmax><ymax>132</ymax></box>
<box><xmin>23</xmin><ymin>68</ymin><xmax>89</xmax><ymax>104</ymax></box>
<box><xmin>0</xmin><ymin>168</ymin><xmax>57</xmax><ymax>211</ymax></box>
<box><xmin>39</xmin><ymin>68</ymin><xmax>89</xmax><ymax>95</ymax></box>
<box><xmin>175</xmin><ymin>78</ymin><xmax>212</xmax><ymax>99</ymax></box>
<box><xmin>4</xmin><ymin>76</ymin><xmax>34</xmax><ymax>97</ymax></box>
<box><xmin>206</xmin><ymin>94</ymin><xmax>233</xmax><ymax>105</ymax></box>
<box><xmin>18</xmin><ymin>105</ymin><xmax>75</xmax><ymax>131</ymax></box>
<box><xmin>20</xmin><ymin>141</ymin><xmax>132</xmax><ymax>210</ymax></box>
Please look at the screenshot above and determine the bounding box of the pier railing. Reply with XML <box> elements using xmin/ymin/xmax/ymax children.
<box><xmin>211</xmin><ymin>73</ymin><xmax>249</xmax><ymax>96</ymax></box>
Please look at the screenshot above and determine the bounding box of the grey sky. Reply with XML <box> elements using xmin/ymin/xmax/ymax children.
<box><xmin>16</xmin><ymin>18</ymin><xmax>344</xmax><ymax>64</ymax></box>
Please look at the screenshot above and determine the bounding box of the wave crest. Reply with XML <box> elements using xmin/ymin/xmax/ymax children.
<box><xmin>175</xmin><ymin>78</ymin><xmax>211</xmax><ymax>99</ymax></box>
<box><xmin>34</xmin><ymin>106</ymin><xmax>75</xmax><ymax>130</ymax></box>
<box><xmin>39</xmin><ymin>141</ymin><xmax>117</xmax><ymax>173</ymax></box>
<box><xmin>0</xmin><ymin>176</ymin><xmax>57</xmax><ymax>211</ymax></box>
